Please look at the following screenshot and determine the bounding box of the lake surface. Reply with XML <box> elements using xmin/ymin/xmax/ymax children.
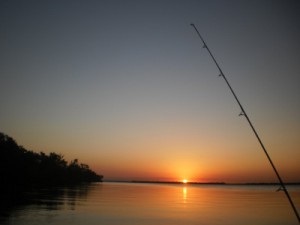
<box><xmin>1</xmin><ymin>182</ymin><xmax>300</xmax><ymax>225</ymax></box>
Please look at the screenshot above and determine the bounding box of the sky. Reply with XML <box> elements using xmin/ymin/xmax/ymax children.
<box><xmin>1</xmin><ymin>0</ymin><xmax>299</xmax><ymax>183</ymax></box>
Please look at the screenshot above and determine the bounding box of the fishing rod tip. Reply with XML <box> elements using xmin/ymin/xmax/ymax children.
<box><xmin>190</xmin><ymin>23</ymin><xmax>195</xmax><ymax>26</ymax></box>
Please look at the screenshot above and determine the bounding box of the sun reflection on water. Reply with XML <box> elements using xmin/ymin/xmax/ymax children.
<box><xmin>182</xmin><ymin>187</ymin><xmax>187</xmax><ymax>203</ymax></box>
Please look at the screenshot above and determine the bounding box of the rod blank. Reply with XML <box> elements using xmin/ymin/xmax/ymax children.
<box><xmin>190</xmin><ymin>23</ymin><xmax>300</xmax><ymax>223</ymax></box>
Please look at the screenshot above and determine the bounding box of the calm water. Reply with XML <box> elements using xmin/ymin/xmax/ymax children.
<box><xmin>1</xmin><ymin>182</ymin><xmax>300</xmax><ymax>225</ymax></box>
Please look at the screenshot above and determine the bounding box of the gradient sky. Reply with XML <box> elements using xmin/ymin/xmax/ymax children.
<box><xmin>1</xmin><ymin>0</ymin><xmax>299</xmax><ymax>182</ymax></box>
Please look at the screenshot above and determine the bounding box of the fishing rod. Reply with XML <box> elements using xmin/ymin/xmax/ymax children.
<box><xmin>190</xmin><ymin>23</ymin><xmax>300</xmax><ymax>223</ymax></box>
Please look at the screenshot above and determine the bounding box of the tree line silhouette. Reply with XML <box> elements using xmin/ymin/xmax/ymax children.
<box><xmin>0</xmin><ymin>132</ymin><xmax>103</xmax><ymax>190</ymax></box>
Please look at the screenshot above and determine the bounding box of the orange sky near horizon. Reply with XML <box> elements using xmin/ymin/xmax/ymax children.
<box><xmin>29</xmin><ymin>115</ymin><xmax>298</xmax><ymax>183</ymax></box>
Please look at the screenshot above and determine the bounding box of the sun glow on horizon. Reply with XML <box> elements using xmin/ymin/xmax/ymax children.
<box><xmin>182</xmin><ymin>179</ymin><xmax>188</xmax><ymax>184</ymax></box>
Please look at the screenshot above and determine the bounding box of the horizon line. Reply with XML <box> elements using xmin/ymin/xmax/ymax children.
<box><xmin>102</xmin><ymin>180</ymin><xmax>300</xmax><ymax>185</ymax></box>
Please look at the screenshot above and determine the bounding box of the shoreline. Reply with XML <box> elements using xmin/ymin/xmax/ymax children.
<box><xmin>103</xmin><ymin>180</ymin><xmax>300</xmax><ymax>185</ymax></box>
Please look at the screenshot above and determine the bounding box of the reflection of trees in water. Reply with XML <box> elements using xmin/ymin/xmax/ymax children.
<box><xmin>32</xmin><ymin>185</ymin><xmax>93</xmax><ymax>210</ymax></box>
<box><xmin>0</xmin><ymin>184</ymin><xmax>95</xmax><ymax>221</ymax></box>
<box><xmin>64</xmin><ymin>184</ymin><xmax>93</xmax><ymax>210</ymax></box>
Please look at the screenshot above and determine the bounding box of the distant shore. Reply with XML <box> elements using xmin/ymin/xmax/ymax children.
<box><xmin>130</xmin><ymin>180</ymin><xmax>226</xmax><ymax>185</ymax></box>
<box><xmin>103</xmin><ymin>180</ymin><xmax>300</xmax><ymax>185</ymax></box>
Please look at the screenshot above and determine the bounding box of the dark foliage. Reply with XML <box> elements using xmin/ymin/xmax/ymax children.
<box><xmin>0</xmin><ymin>132</ymin><xmax>103</xmax><ymax>191</ymax></box>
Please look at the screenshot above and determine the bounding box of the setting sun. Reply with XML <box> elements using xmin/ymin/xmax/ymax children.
<box><xmin>182</xmin><ymin>179</ymin><xmax>188</xmax><ymax>184</ymax></box>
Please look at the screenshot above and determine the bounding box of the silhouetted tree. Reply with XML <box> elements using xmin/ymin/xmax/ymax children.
<box><xmin>0</xmin><ymin>132</ymin><xmax>103</xmax><ymax>191</ymax></box>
